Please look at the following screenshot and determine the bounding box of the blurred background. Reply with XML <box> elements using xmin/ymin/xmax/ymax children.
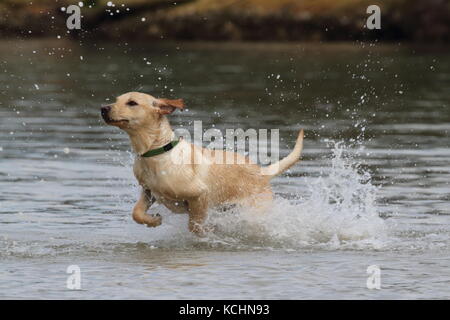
<box><xmin>1</xmin><ymin>0</ymin><xmax>449</xmax><ymax>42</ymax></box>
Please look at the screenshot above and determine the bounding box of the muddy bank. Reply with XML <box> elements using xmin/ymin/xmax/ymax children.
<box><xmin>0</xmin><ymin>0</ymin><xmax>449</xmax><ymax>42</ymax></box>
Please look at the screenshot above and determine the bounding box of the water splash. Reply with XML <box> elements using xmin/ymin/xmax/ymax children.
<box><xmin>200</xmin><ymin>141</ymin><xmax>387</xmax><ymax>250</ymax></box>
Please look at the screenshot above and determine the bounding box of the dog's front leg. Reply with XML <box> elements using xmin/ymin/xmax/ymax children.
<box><xmin>132</xmin><ymin>189</ymin><xmax>162</xmax><ymax>228</ymax></box>
<box><xmin>187</xmin><ymin>196</ymin><xmax>209</xmax><ymax>236</ymax></box>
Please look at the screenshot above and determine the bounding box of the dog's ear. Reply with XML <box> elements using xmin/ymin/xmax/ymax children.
<box><xmin>153</xmin><ymin>98</ymin><xmax>184</xmax><ymax>115</ymax></box>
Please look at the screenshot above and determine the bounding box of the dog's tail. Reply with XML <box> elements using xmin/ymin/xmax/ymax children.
<box><xmin>261</xmin><ymin>129</ymin><xmax>304</xmax><ymax>179</ymax></box>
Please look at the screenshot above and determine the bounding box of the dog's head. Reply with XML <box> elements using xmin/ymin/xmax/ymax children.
<box><xmin>100</xmin><ymin>92</ymin><xmax>184</xmax><ymax>131</ymax></box>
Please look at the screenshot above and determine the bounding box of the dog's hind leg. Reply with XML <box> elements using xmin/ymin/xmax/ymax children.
<box><xmin>239</xmin><ymin>188</ymin><xmax>274</xmax><ymax>215</ymax></box>
<box><xmin>132</xmin><ymin>189</ymin><xmax>162</xmax><ymax>227</ymax></box>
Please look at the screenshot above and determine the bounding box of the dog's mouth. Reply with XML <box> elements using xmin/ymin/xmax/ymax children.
<box><xmin>101</xmin><ymin>113</ymin><xmax>129</xmax><ymax>126</ymax></box>
<box><xmin>105</xmin><ymin>119</ymin><xmax>130</xmax><ymax>128</ymax></box>
<box><xmin>106</xmin><ymin>118</ymin><xmax>129</xmax><ymax>124</ymax></box>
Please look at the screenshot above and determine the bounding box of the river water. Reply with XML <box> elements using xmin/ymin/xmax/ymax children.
<box><xmin>0</xmin><ymin>40</ymin><xmax>449</xmax><ymax>299</ymax></box>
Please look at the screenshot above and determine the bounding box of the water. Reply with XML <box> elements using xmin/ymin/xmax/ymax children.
<box><xmin>0</xmin><ymin>40</ymin><xmax>449</xmax><ymax>299</ymax></box>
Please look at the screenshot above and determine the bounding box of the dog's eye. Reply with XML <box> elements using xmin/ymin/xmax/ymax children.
<box><xmin>127</xmin><ymin>100</ymin><xmax>138</xmax><ymax>106</ymax></box>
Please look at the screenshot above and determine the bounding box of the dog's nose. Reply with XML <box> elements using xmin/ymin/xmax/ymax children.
<box><xmin>101</xmin><ymin>105</ymin><xmax>111</xmax><ymax>117</ymax></box>
<box><xmin>101</xmin><ymin>105</ymin><xmax>111</xmax><ymax>113</ymax></box>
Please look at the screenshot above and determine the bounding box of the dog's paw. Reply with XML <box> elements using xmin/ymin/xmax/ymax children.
<box><xmin>189</xmin><ymin>222</ymin><xmax>215</xmax><ymax>237</ymax></box>
<box><xmin>203</xmin><ymin>223</ymin><xmax>216</xmax><ymax>233</ymax></box>
<box><xmin>144</xmin><ymin>213</ymin><xmax>162</xmax><ymax>228</ymax></box>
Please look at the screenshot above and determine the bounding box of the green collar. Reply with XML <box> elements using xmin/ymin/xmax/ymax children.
<box><xmin>141</xmin><ymin>139</ymin><xmax>180</xmax><ymax>158</ymax></box>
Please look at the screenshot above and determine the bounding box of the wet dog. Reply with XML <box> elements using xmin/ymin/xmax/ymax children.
<box><xmin>101</xmin><ymin>92</ymin><xmax>304</xmax><ymax>235</ymax></box>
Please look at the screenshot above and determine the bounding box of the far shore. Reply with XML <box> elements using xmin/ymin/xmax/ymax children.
<box><xmin>0</xmin><ymin>0</ymin><xmax>448</xmax><ymax>43</ymax></box>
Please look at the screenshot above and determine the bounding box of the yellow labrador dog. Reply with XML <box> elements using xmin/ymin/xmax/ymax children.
<box><xmin>101</xmin><ymin>92</ymin><xmax>304</xmax><ymax>235</ymax></box>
